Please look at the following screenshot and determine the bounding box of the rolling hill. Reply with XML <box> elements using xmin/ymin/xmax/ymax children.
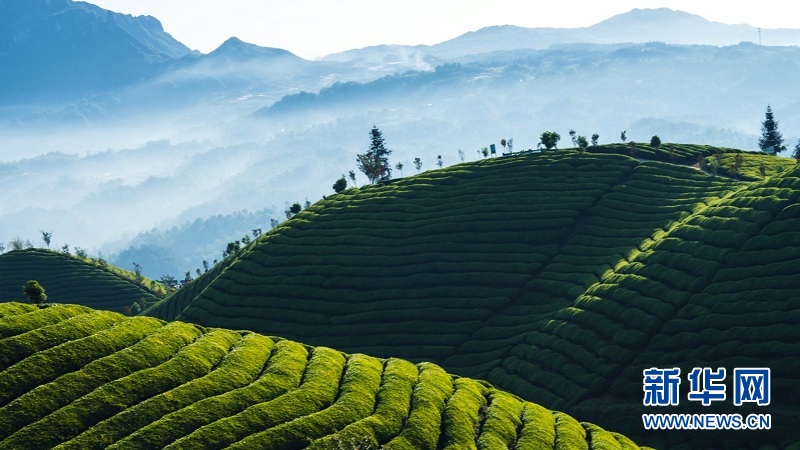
<box><xmin>0</xmin><ymin>301</ymin><xmax>650</xmax><ymax>449</ymax></box>
<box><xmin>0</xmin><ymin>249</ymin><xmax>166</xmax><ymax>313</ymax></box>
<box><xmin>144</xmin><ymin>145</ymin><xmax>800</xmax><ymax>448</ymax></box>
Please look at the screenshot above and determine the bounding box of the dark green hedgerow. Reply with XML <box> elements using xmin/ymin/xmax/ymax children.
<box><xmin>0</xmin><ymin>249</ymin><xmax>164</xmax><ymax>310</ymax></box>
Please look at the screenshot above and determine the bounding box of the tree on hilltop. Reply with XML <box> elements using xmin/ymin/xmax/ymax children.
<box><xmin>285</xmin><ymin>202</ymin><xmax>302</xmax><ymax>219</ymax></box>
<box><xmin>650</xmin><ymin>135</ymin><xmax>661</xmax><ymax>148</ymax></box>
<box><xmin>333</xmin><ymin>175</ymin><xmax>348</xmax><ymax>193</ymax></box>
<box><xmin>356</xmin><ymin>126</ymin><xmax>392</xmax><ymax>183</ymax></box>
<box><xmin>9</xmin><ymin>238</ymin><xmax>24</xmax><ymax>251</ymax></box>
<box><xmin>40</xmin><ymin>230</ymin><xmax>52</xmax><ymax>249</ymax></box>
<box><xmin>23</xmin><ymin>280</ymin><xmax>47</xmax><ymax>305</ymax></box>
<box><xmin>758</xmin><ymin>105</ymin><xmax>785</xmax><ymax>154</ymax></box>
<box><xmin>413</xmin><ymin>157</ymin><xmax>422</xmax><ymax>172</ymax></box>
<box><xmin>591</xmin><ymin>133</ymin><xmax>599</xmax><ymax>146</ymax></box>
<box><xmin>576</xmin><ymin>135</ymin><xmax>589</xmax><ymax>152</ymax></box>
<box><xmin>539</xmin><ymin>131</ymin><xmax>560</xmax><ymax>150</ymax></box>
<box><xmin>620</xmin><ymin>130</ymin><xmax>627</xmax><ymax>143</ymax></box>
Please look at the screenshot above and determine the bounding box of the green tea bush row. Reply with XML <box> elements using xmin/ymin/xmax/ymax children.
<box><xmin>439</xmin><ymin>378</ymin><xmax>487</xmax><ymax>450</ymax></box>
<box><xmin>0</xmin><ymin>310</ymin><xmax>121</xmax><ymax>370</ymax></box>
<box><xmin>0</xmin><ymin>320</ymin><xmax>198</xmax><ymax>438</ymax></box>
<box><xmin>476</xmin><ymin>391</ymin><xmax>524</xmax><ymax>449</ymax></box>
<box><xmin>58</xmin><ymin>332</ymin><xmax>273</xmax><ymax>449</ymax></box>
<box><xmin>382</xmin><ymin>362</ymin><xmax>454</xmax><ymax>450</ymax></box>
<box><xmin>306</xmin><ymin>358</ymin><xmax>419</xmax><ymax>449</ymax></box>
<box><xmin>0</xmin><ymin>316</ymin><xmax>168</xmax><ymax>408</ymax></box>
<box><xmin>2</xmin><ymin>328</ymin><xmax>240</xmax><ymax>449</ymax></box>
<box><xmin>110</xmin><ymin>339</ymin><xmax>309</xmax><ymax>449</ymax></box>
<box><xmin>0</xmin><ymin>304</ymin><xmax>92</xmax><ymax>339</ymax></box>
<box><xmin>164</xmin><ymin>346</ymin><xmax>345</xmax><ymax>449</ymax></box>
<box><xmin>228</xmin><ymin>354</ymin><xmax>383</xmax><ymax>449</ymax></box>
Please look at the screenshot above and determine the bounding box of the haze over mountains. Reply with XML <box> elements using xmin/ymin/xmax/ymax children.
<box><xmin>1</xmin><ymin>0</ymin><xmax>799</xmax><ymax>278</ymax></box>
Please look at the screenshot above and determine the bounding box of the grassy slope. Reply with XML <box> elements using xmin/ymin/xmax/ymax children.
<box><xmin>145</xmin><ymin>146</ymin><xmax>800</xmax><ymax>448</ymax></box>
<box><xmin>0</xmin><ymin>249</ymin><xmax>165</xmax><ymax>312</ymax></box>
<box><xmin>0</xmin><ymin>302</ymin><xmax>650</xmax><ymax>450</ymax></box>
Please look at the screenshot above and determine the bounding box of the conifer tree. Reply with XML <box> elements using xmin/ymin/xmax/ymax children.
<box><xmin>758</xmin><ymin>105</ymin><xmax>785</xmax><ymax>153</ymax></box>
<box><xmin>356</xmin><ymin>126</ymin><xmax>392</xmax><ymax>183</ymax></box>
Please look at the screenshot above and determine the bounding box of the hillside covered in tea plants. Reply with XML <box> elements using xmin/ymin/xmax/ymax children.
<box><xmin>0</xmin><ymin>249</ymin><xmax>166</xmax><ymax>313</ymax></box>
<box><xmin>144</xmin><ymin>145</ymin><xmax>800</xmax><ymax>448</ymax></box>
<box><xmin>0</xmin><ymin>302</ymin><xmax>650</xmax><ymax>450</ymax></box>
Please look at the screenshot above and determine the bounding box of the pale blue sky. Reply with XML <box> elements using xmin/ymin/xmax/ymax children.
<box><xmin>87</xmin><ymin>0</ymin><xmax>800</xmax><ymax>59</ymax></box>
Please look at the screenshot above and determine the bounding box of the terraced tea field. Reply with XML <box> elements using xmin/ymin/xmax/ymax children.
<box><xmin>0</xmin><ymin>249</ymin><xmax>164</xmax><ymax>312</ymax></box>
<box><xmin>144</xmin><ymin>148</ymin><xmax>800</xmax><ymax>448</ymax></box>
<box><xmin>0</xmin><ymin>302</ymin><xmax>650</xmax><ymax>449</ymax></box>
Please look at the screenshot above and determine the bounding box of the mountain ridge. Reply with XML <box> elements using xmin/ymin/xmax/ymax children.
<box><xmin>323</xmin><ymin>8</ymin><xmax>800</xmax><ymax>66</ymax></box>
<box><xmin>0</xmin><ymin>0</ymin><xmax>193</xmax><ymax>102</ymax></box>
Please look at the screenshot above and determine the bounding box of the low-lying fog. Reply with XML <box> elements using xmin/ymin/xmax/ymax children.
<box><xmin>2</xmin><ymin>40</ymin><xmax>799</xmax><ymax>279</ymax></box>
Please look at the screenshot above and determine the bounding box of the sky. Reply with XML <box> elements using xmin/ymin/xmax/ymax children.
<box><xmin>86</xmin><ymin>1</ymin><xmax>800</xmax><ymax>59</ymax></box>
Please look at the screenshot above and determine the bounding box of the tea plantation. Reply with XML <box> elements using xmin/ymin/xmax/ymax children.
<box><xmin>144</xmin><ymin>147</ymin><xmax>800</xmax><ymax>448</ymax></box>
<box><xmin>0</xmin><ymin>302</ymin><xmax>650</xmax><ymax>449</ymax></box>
<box><xmin>0</xmin><ymin>249</ymin><xmax>165</xmax><ymax>312</ymax></box>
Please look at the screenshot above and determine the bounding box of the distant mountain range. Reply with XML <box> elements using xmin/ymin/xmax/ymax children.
<box><xmin>5</xmin><ymin>2</ymin><xmax>800</xmax><ymax>107</ymax></box>
<box><xmin>322</xmin><ymin>8</ymin><xmax>800</xmax><ymax>70</ymax></box>
<box><xmin>3</xmin><ymin>0</ymin><xmax>800</xmax><ymax>277</ymax></box>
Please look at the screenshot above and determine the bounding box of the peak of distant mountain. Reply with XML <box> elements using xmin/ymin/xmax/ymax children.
<box><xmin>327</xmin><ymin>8</ymin><xmax>800</xmax><ymax>68</ymax></box>
<box><xmin>207</xmin><ymin>37</ymin><xmax>304</xmax><ymax>61</ymax></box>
<box><xmin>432</xmin><ymin>7</ymin><xmax>794</xmax><ymax>57</ymax></box>
<box><xmin>585</xmin><ymin>7</ymin><xmax>759</xmax><ymax>45</ymax></box>
<box><xmin>0</xmin><ymin>0</ymin><xmax>194</xmax><ymax>102</ymax></box>
<box><xmin>595</xmin><ymin>7</ymin><xmax>711</xmax><ymax>27</ymax></box>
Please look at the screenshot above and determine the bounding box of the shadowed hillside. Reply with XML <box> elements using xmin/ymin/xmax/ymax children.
<box><xmin>0</xmin><ymin>302</ymin><xmax>650</xmax><ymax>450</ymax></box>
<box><xmin>0</xmin><ymin>249</ymin><xmax>165</xmax><ymax>313</ymax></box>
<box><xmin>144</xmin><ymin>146</ymin><xmax>800</xmax><ymax>448</ymax></box>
